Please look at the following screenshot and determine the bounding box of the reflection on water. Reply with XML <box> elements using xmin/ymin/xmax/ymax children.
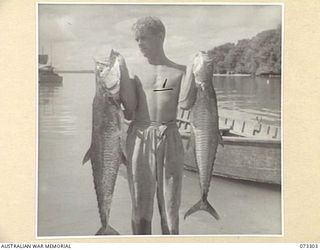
<box><xmin>39</xmin><ymin>73</ymin><xmax>95</xmax><ymax>138</ymax></box>
<box><xmin>39</xmin><ymin>85</ymin><xmax>76</xmax><ymax>136</ymax></box>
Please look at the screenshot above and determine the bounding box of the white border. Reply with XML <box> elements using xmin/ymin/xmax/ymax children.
<box><xmin>35</xmin><ymin>2</ymin><xmax>285</xmax><ymax>240</ymax></box>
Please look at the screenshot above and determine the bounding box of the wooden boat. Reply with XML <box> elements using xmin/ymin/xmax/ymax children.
<box><xmin>177</xmin><ymin>108</ymin><xmax>281</xmax><ymax>185</ymax></box>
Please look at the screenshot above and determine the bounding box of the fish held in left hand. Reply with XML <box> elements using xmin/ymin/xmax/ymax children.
<box><xmin>83</xmin><ymin>49</ymin><xmax>127</xmax><ymax>235</ymax></box>
<box><xmin>184</xmin><ymin>51</ymin><xmax>223</xmax><ymax>221</ymax></box>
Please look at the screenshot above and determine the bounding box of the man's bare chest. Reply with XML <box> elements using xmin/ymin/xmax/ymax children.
<box><xmin>134</xmin><ymin>67</ymin><xmax>183</xmax><ymax>94</ymax></box>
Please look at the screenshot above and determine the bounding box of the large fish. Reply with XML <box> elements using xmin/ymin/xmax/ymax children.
<box><xmin>82</xmin><ymin>50</ymin><xmax>126</xmax><ymax>235</ymax></box>
<box><xmin>184</xmin><ymin>51</ymin><xmax>223</xmax><ymax>220</ymax></box>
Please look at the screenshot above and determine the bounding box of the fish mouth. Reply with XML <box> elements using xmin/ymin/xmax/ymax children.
<box><xmin>193</xmin><ymin>51</ymin><xmax>213</xmax><ymax>82</ymax></box>
<box><xmin>96</xmin><ymin>50</ymin><xmax>121</xmax><ymax>96</ymax></box>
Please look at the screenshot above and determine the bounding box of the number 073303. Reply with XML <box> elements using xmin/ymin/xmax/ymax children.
<box><xmin>300</xmin><ymin>244</ymin><xmax>319</xmax><ymax>248</ymax></box>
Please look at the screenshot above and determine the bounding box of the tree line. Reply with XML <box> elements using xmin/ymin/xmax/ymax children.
<box><xmin>208</xmin><ymin>25</ymin><xmax>281</xmax><ymax>75</ymax></box>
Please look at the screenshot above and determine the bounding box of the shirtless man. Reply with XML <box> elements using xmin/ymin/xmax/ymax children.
<box><xmin>118</xmin><ymin>16</ymin><xmax>194</xmax><ymax>235</ymax></box>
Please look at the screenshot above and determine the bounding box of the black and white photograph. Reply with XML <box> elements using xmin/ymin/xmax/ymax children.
<box><xmin>37</xmin><ymin>3</ymin><xmax>283</xmax><ymax>237</ymax></box>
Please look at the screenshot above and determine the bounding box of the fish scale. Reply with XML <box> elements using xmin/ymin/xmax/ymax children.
<box><xmin>193</xmin><ymin>90</ymin><xmax>217</xmax><ymax>195</ymax></box>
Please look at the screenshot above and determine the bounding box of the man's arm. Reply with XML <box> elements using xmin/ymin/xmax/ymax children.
<box><xmin>178</xmin><ymin>63</ymin><xmax>197</xmax><ymax>110</ymax></box>
<box><xmin>118</xmin><ymin>57</ymin><xmax>137</xmax><ymax>120</ymax></box>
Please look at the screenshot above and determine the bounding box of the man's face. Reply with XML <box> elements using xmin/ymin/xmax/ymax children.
<box><xmin>134</xmin><ymin>29</ymin><xmax>163</xmax><ymax>58</ymax></box>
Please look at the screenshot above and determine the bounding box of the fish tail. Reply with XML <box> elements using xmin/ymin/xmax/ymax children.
<box><xmin>82</xmin><ymin>146</ymin><xmax>92</xmax><ymax>165</ymax></box>
<box><xmin>184</xmin><ymin>199</ymin><xmax>220</xmax><ymax>220</ymax></box>
<box><xmin>95</xmin><ymin>225</ymin><xmax>120</xmax><ymax>235</ymax></box>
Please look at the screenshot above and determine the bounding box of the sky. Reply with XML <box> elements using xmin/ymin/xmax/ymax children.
<box><xmin>38</xmin><ymin>4</ymin><xmax>282</xmax><ymax>71</ymax></box>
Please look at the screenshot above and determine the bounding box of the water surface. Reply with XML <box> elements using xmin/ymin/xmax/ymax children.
<box><xmin>214</xmin><ymin>75</ymin><xmax>281</xmax><ymax>126</ymax></box>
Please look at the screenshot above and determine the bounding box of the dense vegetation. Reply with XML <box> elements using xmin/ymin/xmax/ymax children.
<box><xmin>208</xmin><ymin>25</ymin><xmax>281</xmax><ymax>75</ymax></box>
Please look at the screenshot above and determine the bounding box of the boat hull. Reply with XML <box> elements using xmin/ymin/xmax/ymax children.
<box><xmin>181</xmin><ymin>132</ymin><xmax>281</xmax><ymax>185</ymax></box>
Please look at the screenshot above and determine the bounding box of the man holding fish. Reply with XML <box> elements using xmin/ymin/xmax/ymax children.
<box><xmin>119</xmin><ymin>16</ymin><xmax>186</xmax><ymax>235</ymax></box>
<box><xmin>120</xmin><ymin>16</ymin><xmax>222</xmax><ymax>234</ymax></box>
<box><xmin>85</xmin><ymin>16</ymin><xmax>221</xmax><ymax>235</ymax></box>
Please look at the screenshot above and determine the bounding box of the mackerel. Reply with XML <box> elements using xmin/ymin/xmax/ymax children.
<box><xmin>184</xmin><ymin>51</ymin><xmax>223</xmax><ymax>220</ymax></box>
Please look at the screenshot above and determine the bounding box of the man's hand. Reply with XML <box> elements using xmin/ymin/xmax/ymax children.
<box><xmin>178</xmin><ymin>58</ymin><xmax>197</xmax><ymax>110</ymax></box>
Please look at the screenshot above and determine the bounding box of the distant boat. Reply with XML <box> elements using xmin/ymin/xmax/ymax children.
<box><xmin>38</xmin><ymin>51</ymin><xmax>63</xmax><ymax>85</ymax></box>
<box><xmin>39</xmin><ymin>64</ymin><xmax>63</xmax><ymax>85</ymax></box>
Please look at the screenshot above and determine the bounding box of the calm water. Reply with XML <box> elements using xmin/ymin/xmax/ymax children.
<box><xmin>213</xmin><ymin>76</ymin><xmax>281</xmax><ymax>126</ymax></box>
<box><xmin>38</xmin><ymin>73</ymin><xmax>281</xmax><ymax>236</ymax></box>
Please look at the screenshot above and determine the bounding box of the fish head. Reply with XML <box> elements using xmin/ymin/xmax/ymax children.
<box><xmin>95</xmin><ymin>49</ymin><xmax>121</xmax><ymax>98</ymax></box>
<box><xmin>192</xmin><ymin>51</ymin><xmax>213</xmax><ymax>88</ymax></box>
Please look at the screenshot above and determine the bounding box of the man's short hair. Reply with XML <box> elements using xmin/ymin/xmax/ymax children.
<box><xmin>132</xmin><ymin>16</ymin><xmax>166</xmax><ymax>38</ymax></box>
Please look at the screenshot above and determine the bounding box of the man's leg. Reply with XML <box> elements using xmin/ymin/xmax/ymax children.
<box><xmin>126</xmin><ymin>126</ymin><xmax>157</xmax><ymax>235</ymax></box>
<box><xmin>157</xmin><ymin>127</ymin><xmax>184</xmax><ymax>235</ymax></box>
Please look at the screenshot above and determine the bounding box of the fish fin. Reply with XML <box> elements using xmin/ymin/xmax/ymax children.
<box><xmin>95</xmin><ymin>225</ymin><xmax>120</xmax><ymax>235</ymax></box>
<box><xmin>121</xmin><ymin>151</ymin><xmax>128</xmax><ymax>166</ymax></box>
<box><xmin>218</xmin><ymin>133</ymin><xmax>224</xmax><ymax>147</ymax></box>
<box><xmin>82</xmin><ymin>146</ymin><xmax>92</xmax><ymax>165</ymax></box>
<box><xmin>184</xmin><ymin>199</ymin><xmax>220</xmax><ymax>221</ymax></box>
